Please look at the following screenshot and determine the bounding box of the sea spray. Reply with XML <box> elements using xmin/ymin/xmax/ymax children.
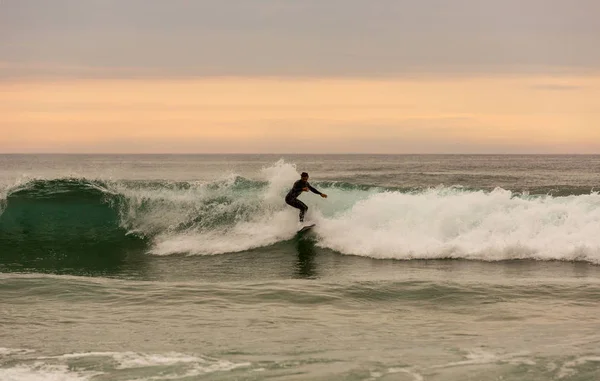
<box><xmin>149</xmin><ymin>160</ymin><xmax>305</xmax><ymax>255</ymax></box>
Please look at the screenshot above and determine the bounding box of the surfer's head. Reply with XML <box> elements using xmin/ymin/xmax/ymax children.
<box><xmin>301</xmin><ymin>172</ymin><xmax>309</xmax><ymax>180</ymax></box>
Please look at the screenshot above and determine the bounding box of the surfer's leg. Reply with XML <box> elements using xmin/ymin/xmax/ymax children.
<box><xmin>286</xmin><ymin>198</ymin><xmax>308</xmax><ymax>222</ymax></box>
<box><xmin>296</xmin><ymin>200</ymin><xmax>308</xmax><ymax>222</ymax></box>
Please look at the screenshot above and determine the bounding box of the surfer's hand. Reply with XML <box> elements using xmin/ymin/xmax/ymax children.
<box><xmin>303</xmin><ymin>187</ymin><xmax>309</xmax><ymax>192</ymax></box>
<box><xmin>321</xmin><ymin>193</ymin><xmax>328</xmax><ymax>198</ymax></box>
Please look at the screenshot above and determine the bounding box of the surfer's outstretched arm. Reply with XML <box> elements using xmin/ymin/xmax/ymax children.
<box><xmin>307</xmin><ymin>184</ymin><xmax>321</xmax><ymax>194</ymax></box>
<box><xmin>308</xmin><ymin>184</ymin><xmax>327</xmax><ymax>198</ymax></box>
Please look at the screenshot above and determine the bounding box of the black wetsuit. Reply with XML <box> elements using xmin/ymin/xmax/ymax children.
<box><xmin>285</xmin><ymin>180</ymin><xmax>322</xmax><ymax>222</ymax></box>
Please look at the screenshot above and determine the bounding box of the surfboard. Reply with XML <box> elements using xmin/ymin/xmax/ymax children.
<box><xmin>297</xmin><ymin>224</ymin><xmax>316</xmax><ymax>233</ymax></box>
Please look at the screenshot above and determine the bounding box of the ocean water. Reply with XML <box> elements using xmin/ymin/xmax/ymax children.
<box><xmin>2</xmin><ymin>154</ymin><xmax>600</xmax><ymax>381</ymax></box>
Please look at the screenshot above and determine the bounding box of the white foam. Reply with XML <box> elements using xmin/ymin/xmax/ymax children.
<box><xmin>50</xmin><ymin>351</ymin><xmax>201</xmax><ymax>369</ymax></box>
<box><xmin>145</xmin><ymin>175</ymin><xmax>600</xmax><ymax>262</ymax></box>
<box><xmin>147</xmin><ymin>359</ymin><xmax>250</xmax><ymax>380</ymax></box>
<box><xmin>558</xmin><ymin>356</ymin><xmax>600</xmax><ymax>379</ymax></box>
<box><xmin>0</xmin><ymin>348</ymin><xmax>36</xmax><ymax>357</ymax></box>
<box><xmin>8</xmin><ymin>351</ymin><xmax>251</xmax><ymax>381</ymax></box>
<box><xmin>317</xmin><ymin>188</ymin><xmax>600</xmax><ymax>263</ymax></box>
<box><xmin>147</xmin><ymin>160</ymin><xmax>309</xmax><ymax>255</ymax></box>
<box><xmin>0</xmin><ymin>363</ymin><xmax>100</xmax><ymax>381</ymax></box>
<box><xmin>50</xmin><ymin>351</ymin><xmax>249</xmax><ymax>372</ymax></box>
<box><xmin>260</xmin><ymin>159</ymin><xmax>300</xmax><ymax>205</ymax></box>
<box><xmin>150</xmin><ymin>209</ymin><xmax>300</xmax><ymax>255</ymax></box>
<box><xmin>430</xmin><ymin>348</ymin><xmax>535</xmax><ymax>370</ymax></box>
<box><xmin>387</xmin><ymin>368</ymin><xmax>424</xmax><ymax>381</ymax></box>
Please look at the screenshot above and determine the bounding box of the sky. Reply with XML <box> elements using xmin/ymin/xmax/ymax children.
<box><xmin>1</xmin><ymin>0</ymin><xmax>599</xmax><ymax>153</ymax></box>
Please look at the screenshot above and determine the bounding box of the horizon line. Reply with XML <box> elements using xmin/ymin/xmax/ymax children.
<box><xmin>2</xmin><ymin>152</ymin><xmax>600</xmax><ymax>156</ymax></box>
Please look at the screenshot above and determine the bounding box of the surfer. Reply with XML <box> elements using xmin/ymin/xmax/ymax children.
<box><xmin>285</xmin><ymin>172</ymin><xmax>327</xmax><ymax>222</ymax></box>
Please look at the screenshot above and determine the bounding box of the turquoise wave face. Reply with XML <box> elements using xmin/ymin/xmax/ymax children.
<box><xmin>0</xmin><ymin>179</ymin><xmax>147</xmax><ymax>274</ymax></box>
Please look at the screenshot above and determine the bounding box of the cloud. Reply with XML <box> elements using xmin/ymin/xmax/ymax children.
<box><xmin>530</xmin><ymin>84</ymin><xmax>585</xmax><ymax>91</ymax></box>
<box><xmin>2</xmin><ymin>0</ymin><xmax>600</xmax><ymax>79</ymax></box>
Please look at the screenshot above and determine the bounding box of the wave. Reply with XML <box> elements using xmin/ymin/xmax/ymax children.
<box><xmin>1</xmin><ymin>160</ymin><xmax>600</xmax><ymax>265</ymax></box>
<box><xmin>317</xmin><ymin>187</ymin><xmax>600</xmax><ymax>263</ymax></box>
<box><xmin>0</xmin><ymin>348</ymin><xmax>250</xmax><ymax>380</ymax></box>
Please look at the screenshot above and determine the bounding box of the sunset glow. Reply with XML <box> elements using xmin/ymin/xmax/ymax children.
<box><xmin>2</xmin><ymin>75</ymin><xmax>599</xmax><ymax>153</ymax></box>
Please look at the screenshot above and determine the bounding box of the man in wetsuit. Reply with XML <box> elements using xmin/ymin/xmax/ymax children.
<box><xmin>285</xmin><ymin>172</ymin><xmax>327</xmax><ymax>222</ymax></box>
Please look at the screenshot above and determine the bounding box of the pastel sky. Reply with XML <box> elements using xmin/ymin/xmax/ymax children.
<box><xmin>2</xmin><ymin>0</ymin><xmax>599</xmax><ymax>153</ymax></box>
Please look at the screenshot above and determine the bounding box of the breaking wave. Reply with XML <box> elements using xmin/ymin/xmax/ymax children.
<box><xmin>2</xmin><ymin>160</ymin><xmax>600</xmax><ymax>264</ymax></box>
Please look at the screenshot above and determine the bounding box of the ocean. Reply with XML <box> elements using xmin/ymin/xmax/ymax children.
<box><xmin>1</xmin><ymin>154</ymin><xmax>600</xmax><ymax>381</ymax></box>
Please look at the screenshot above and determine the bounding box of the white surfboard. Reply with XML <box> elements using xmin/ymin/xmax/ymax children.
<box><xmin>297</xmin><ymin>224</ymin><xmax>316</xmax><ymax>233</ymax></box>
